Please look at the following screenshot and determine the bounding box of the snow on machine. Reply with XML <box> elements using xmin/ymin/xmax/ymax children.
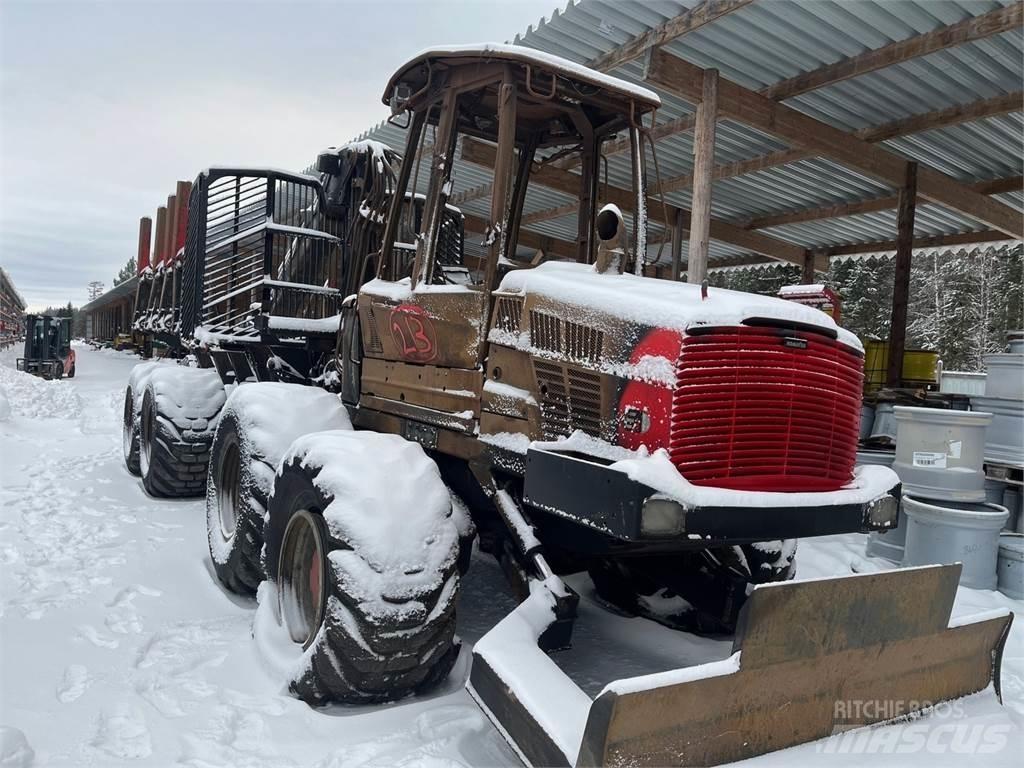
<box><xmin>126</xmin><ymin>45</ymin><xmax>1012</xmax><ymax>767</ymax></box>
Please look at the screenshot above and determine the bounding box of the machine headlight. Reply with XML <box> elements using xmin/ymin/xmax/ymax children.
<box><xmin>641</xmin><ymin>496</ymin><xmax>686</xmax><ymax>536</ymax></box>
<box><xmin>866</xmin><ymin>495</ymin><xmax>899</xmax><ymax>529</ymax></box>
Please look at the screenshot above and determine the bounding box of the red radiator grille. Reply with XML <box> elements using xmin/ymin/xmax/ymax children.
<box><xmin>669</xmin><ymin>326</ymin><xmax>863</xmax><ymax>492</ymax></box>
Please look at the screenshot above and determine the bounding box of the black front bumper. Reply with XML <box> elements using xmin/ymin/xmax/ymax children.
<box><xmin>522</xmin><ymin>447</ymin><xmax>900</xmax><ymax>548</ymax></box>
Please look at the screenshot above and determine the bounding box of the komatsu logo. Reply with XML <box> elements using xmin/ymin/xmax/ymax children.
<box><xmin>783</xmin><ymin>336</ymin><xmax>808</xmax><ymax>349</ymax></box>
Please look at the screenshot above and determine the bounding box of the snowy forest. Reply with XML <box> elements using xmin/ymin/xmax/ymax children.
<box><xmin>708</xmin><ymin>243</ymin><xmax>1023</xmax><ymax>371</ymax></box>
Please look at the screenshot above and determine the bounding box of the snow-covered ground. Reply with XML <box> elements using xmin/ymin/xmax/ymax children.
<box><xmin>1</xmin><ymin>342</ymin><xmax>1022</xmax><ymax>767</ymax></box>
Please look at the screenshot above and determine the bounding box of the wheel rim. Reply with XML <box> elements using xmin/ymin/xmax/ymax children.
<box><xmin>216</xmin><ymin>440</ymin><xmax>241</xmax><ymax>539</ymax></box>
<box><xmin>140</xmin><ymin>396</ymin><xmax>153</xmax><ymax>475</ymax></box>
<box><xmin>122</xmin><ymin>390</ymin><xmax>134</xmax><ymax>461</ymax></box>
<box><xmin>278</xmin><ymin>509</ymin><xmax>327</xmax><ymax>648</ymax></box>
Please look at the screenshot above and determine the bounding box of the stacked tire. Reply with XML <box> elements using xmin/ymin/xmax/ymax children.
<box><xmin>205</xmin><ymin>383</ymin><xmax>351</xmax><ymax>595</ymax></box>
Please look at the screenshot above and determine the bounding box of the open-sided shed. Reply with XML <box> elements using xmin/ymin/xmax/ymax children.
<box><xmin>81</xmin><ymin>277</ymin><xmax>137</xmax><ymax>342</ymax></box>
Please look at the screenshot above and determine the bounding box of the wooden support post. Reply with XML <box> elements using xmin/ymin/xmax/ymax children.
<box><xmin>687</xmin><ymin>68</ymin><xmax>718</xmax><ymax>285</ymax></box>
<box><xmin>801</xmin><ymin>251</ymin><xmax>817</xmax><ymax>284</ymax></box>
<box><xmin>887</xmin><ymin>162</ymin><xmax>918</xmax><ymax>389</ymax></box>
<box><xmin>670</xmin><ymin>207</ymin><xmax>686</xmax><ymax>281</ymax></box>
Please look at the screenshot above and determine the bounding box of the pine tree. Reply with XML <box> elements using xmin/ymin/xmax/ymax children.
<box><xmin>114</xmin><ymin>257</ymin><xmax>137</xmax><ymax>286</ymax></box>
<box><xmin>708</xmin><ymin>244</ymin><xmax>1019</xmax><ymax>372</ymax></box>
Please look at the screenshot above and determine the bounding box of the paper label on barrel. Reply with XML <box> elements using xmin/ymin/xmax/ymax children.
<box><xmin>913</xmin><ymin>451</ymin><xmax>947</xmax><ymax>468</ymax></box>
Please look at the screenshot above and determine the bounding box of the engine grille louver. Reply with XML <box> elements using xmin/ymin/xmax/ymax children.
<box><xmin>669</xmin><ymin>326</ymin><xmax>863</xmax><ymax>492</ymax></box>
<box><xmin>534</xmin><ymin>360</ymin><xmax>603</xmax><ymax>440</ymax></box>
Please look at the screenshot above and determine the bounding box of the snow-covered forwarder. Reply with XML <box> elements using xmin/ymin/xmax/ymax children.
<box><xmin>17</xmin><ymin>315</ymin><xmax>74</xmax><ymax>379</ymax></box>
<box><xmin>121</xmin><ymin>140</ymin><xmax>408</xmax><ymax>495</ymax></box>
<box><xmin>128</xmin><ymin>46</ymin><xmax>1011</xmax><ymax>767</ymax></box>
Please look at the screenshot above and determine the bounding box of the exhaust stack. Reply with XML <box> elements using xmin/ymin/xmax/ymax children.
<box><xmin>136</xmin><ymin>217</ymin><xmax>152</xmax><ymax>275</ymax></box>
<box><xmin>594</xmin><ymin>204</ymin><xmax>630</xmax><ymax>275</ymax></box>
<box><xmin>173</xmin><ymin>180</ymin><xmax>191</xmax><ymax>259</ymax></box>
<box><xmin>153</xmin><ymin>205</ymin><xmax>168</xmax><ymax>269</ymax></box>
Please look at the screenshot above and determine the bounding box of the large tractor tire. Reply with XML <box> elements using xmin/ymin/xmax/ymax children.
<box><xmin>265</xmin><ymin>430</ymin><xmax>461</xmax><ymax>705</ymax></box>
<box><xmin>589</xmin><ymin>540</ymin><xmax>797</xmax><ymax>635</ymax></box>
<box><xmin>206</xmin><ymin>383</ymin><xmax>351</xmax><ymax>595</ymax></box>
<box><xmin>139</xmin><ymin>366</ymin><xmax>226</xmax><ymax>498</ymax></box>
<box><xmin>122</xmin><ymin>362</ymin><xmax>161</xmax><ymax>476</ymax></box>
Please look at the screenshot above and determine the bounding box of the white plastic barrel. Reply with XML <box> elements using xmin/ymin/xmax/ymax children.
<box><xmin>902</xmin><ymin>495</ymin><xmax>1009</xmax><ymax>590</ymax></box>
<box><xmin>868</xmin><ymin>402</ymin><xmax>896</xmax><ymax>445</ymax></box>
<box><xmin>892</xmin><ymin>407</ymin><xmax>992</xmax><ymax>502</ymax></box>
<box><xmin>984</xmin><ymin>353</ymin><xmax>1024</xmax><ymax>400</ymax></box>
<box><xmin>970</xmin><ymin>396</ymin><xmax>1024</xmax><ymax>467</ymax></box>
<box><xmin>997</xmin><ymin>534</ymin><xmax>1024</xmax><ymax>599</ymax></box>
<box><xmin>859</xmin><ymin>404</ymin><xmax>875</xmax><ymax>442</ymax></box>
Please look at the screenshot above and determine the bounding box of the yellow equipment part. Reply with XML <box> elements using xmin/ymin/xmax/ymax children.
<box><xmin>864</xmin><ymin>339</ymin><xmax>939</xmax><ymax>391</ymax></box>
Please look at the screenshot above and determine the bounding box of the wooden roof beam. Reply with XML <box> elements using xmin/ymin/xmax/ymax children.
<box><xmin>565</xmin><ymin>4</ymin><xmax>1022</xmax><ymax>174</ymax></box>
<box><xmin>587</xmin><ymin>0</ymin><xmax>754</xmax><ymax>72</ymax></box>
<box><xmin>521</xmin><ymin>93</ymin><xmax>1022</xmax><ymax>224</ymax></box>
<box><xmin>658</xmin><ymin>91</ymin><xmax>1023</xmax><ymax>196</ymax></box>
<box><xmin>745</xmin><ymin>176</ymin><xmax>1023</xmax><ymax>230</ymax></box>
<box><xmin>762</xmin><ymin>3</ymin><xmax>1024</xmax><ymax>101</ymax></box>
<box><xmin>824</xmin><ymin>229</ymin><xmax>1012</xmax><ymax>257</ymax></box>
<box><xmin>644</xmin><ymin>48</ymin><xmax>1023</xmax><ymax>238</ymax></box>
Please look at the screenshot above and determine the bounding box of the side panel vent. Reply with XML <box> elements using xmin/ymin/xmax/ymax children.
<box><xmin>495</xmin><ymin>295</ymin><xmax>524</xmax><ymax>334</ymax></box>
<box><xmin>365</xmin><ymin>308</ymin><xmax>384</xmax><ymax>354</ymax></box>
<box><xmin>534</xmin><ymin>359</ymin><xmax>570</xmax><ymax>439</ymax></box>
<box><xmin>530</xmin><ymin>310</ymin><xmax>562</xmax><ymax>354</ymax></box>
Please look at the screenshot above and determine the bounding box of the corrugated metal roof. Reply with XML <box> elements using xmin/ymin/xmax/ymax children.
<box><xmin>81</xmin><ymin>276</ymin><xmax>137</xmax><ymax>313</ymax></box>
<box><xmin>351</xmin><ymin>0</ymin><xmax>1023</xmax><ymax>268</ymax></box>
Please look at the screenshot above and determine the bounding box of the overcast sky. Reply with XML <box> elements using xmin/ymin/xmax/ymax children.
<box><xmin>0</xmin><ymin>0</ymin><xmax>555</xmax><ymax>310</ymax></box>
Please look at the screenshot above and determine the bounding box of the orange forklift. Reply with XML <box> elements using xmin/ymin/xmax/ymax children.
<box><xmin>17</xmin><ymin>315</ymin><xmax>75</xmax><ymax>379</ymax></box>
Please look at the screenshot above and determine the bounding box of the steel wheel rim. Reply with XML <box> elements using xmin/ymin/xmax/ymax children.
<box><xmin>122</xmin><ymin>390</ymin><xmax>134</xmax><ymax>460</ymax></box>
<box><xmin>279</xmin><ymin>509</ymin><xmax>326</xmax><ymax>648</ymax></box>
<box><xmin>140</xmin><ymin>396</ymin><xmax>153</xmax><ymax>474</ymax></box>
<box><xmin>217</xmin><ymin>440</ymin><xmax>241</xmax><ymax>539</ymax></box>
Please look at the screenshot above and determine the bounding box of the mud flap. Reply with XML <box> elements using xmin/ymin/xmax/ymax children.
<box><xmin>469</xmin><ymin>564</ymin><xmax>1012</xmax><ymax>768</ymax></box>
